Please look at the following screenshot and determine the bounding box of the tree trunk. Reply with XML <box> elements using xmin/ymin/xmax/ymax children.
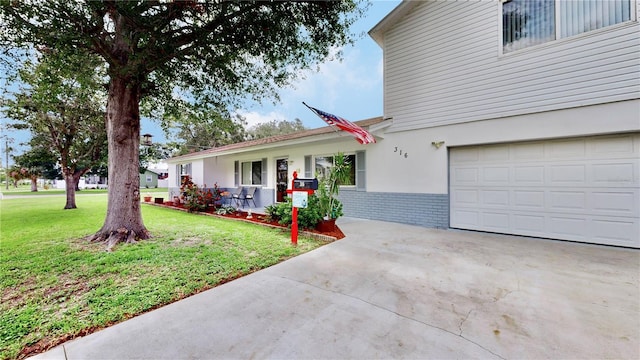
<box><xmin>63</xmin><ymin>170</ymin><xmax>79</xmax><ymax>209</ymax></box>
<box><xmin>89</xmin><ymin>76</ymin><xmax>149</xmax><ymax>250</ymax></box>
<box><xmin>30</xmin><ymin>175</ymin><xmax>38</xmax><ymax>192</ymax></box>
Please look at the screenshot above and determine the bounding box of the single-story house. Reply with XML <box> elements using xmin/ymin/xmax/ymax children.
<box><xmin>140</xmin><ymin>169</ymin><xmax>159</xmax><ymax>188</ymax></box>
<box><xmin>168</xmin><ymin>0</ymin><xmax>639</xmax><ymax>248</ymax></box>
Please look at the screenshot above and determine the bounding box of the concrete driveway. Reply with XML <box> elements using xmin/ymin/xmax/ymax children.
<box><xmin>33</xmin><ymin>218</ymin><xmax>639</xmax><ymax>359</ymax></box>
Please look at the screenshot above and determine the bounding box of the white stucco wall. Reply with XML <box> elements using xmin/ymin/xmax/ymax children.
<box><xmin>367</xmin><ymin>100</ymin><xmax>640</xmax><ymax>194</ymax></box>
<box><xmin>168</xmin><ymin>135</ymin><xmax>374</xmax><ymax>195</ymax></box>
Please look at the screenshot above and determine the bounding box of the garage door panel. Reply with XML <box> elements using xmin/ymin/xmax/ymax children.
<box><xmin>481</xmin><ymin>212</ymin><xmax>510</xmax><ymax>231</ymax></box>
<box><xmin>549</xmin><ymin>191</ymin><xmax>586</xmax><ymax>210</ymax></box>
<box><xmin>593</xmin><ymin>135</ymin><xmax>635</xmax><ymax>155</ymax></box>
<box><xmin>592</xmin><ymin>191</ymin><xmax>637</xmax><ymax>215</ymax></box>
<box><xmin>481</xmin><ymin>189</ymin><xmax>509</xmax><ymax>206</ymax></box>
<box><xmin>482</xmin><ymin>167</ymin><xmax>509</xmax><ymax>184</ymax></box>
<box><xmin>592</xmin><ymin>219</ymin><xmax>638</xmax><ymax>244</ymax></box>
<box><xmin>452</xmin><ymin>168</ymin><xmax>478</xmax><ymax>185</ymax></box>
<box><xmin>550</xmin><ymin>164</ymin><xmax>587</xmax><ymax>184</ymax></box>
<box><xmin>450</xmin><ymin>134</ymin><xmax>640</xmax><ymax>248</ymax></box>
<box><xmin>481</xmin><ymin>145</ymin><xmax>510</xmax><ymax>161</ymax></box>
<box><xmin>549</xmin><ymin>216</ymin><xmax>588</xmax><ymax>239</ymax></box>
<box><xmin>450</xmin><ymin>147</ymin><xmax>479</xmax><ymax>163</ymax></box>
<box><xmin>592</xmin><ymin>163</ymin><xmax>635</xmax><ymax>184</ymax></box>
<box><xmin>513</xmin><ymin>142</ymin><xmax>545</xmax><ymax>160</ymax></box>
<box><xmin>513</xmin><ymin>190</ymin><xmax>545</xmax><ymax>209</ymax></box>
<box><xmin>513</xmin><ymin>214</ymin><xmax>546</xmax><ymax>233</ymax></box>
<box><xmin>452</xmin><ymin>189</ymin><xmax>479</xmax><ymax>205</ymax></box>
<box><xmin>452</xmin><ymin>210</ymin><xmax>480</xmax><ymax>228</ymax></box>
<box><xmin>514</xmin><ymin>166</ymin><xmax>545</xmax><ymax>184</ymax></box>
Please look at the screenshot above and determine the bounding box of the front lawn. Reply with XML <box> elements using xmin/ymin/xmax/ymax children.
<box><xmin>0</xmin><ymin>195</ymin><xmax>325</xmax><ymax>359</ymax></box>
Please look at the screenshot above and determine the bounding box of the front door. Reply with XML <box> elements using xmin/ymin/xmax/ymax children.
<box><xmin>276</xmin><ymin>158</ymin><xmax>288</xmax><ymax>202</ymax></box>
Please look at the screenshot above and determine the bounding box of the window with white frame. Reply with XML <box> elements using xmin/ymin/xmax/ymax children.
<box><xmin>241</xmin><ymin>160</ymin><xmax>264</xmax><ymax>185</ymax></box>
<box><xmin>502</xmin><ymin>0</ymin><xmax>632</xmax><ymax>53</ymax></box>
<box><xmin>314</xmin><ymin>154</ymin><xmax>356</xmax><ymax>186</ymax></box>
<box><xmin>177</xmin><ymin>163</ymin><xmax>191</xmax><ymax>186</ymax></box>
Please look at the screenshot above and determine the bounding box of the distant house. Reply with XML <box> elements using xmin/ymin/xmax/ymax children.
<box><xmin>140</xmin><ymin>169</ymin><xmax>159</xmax><ymax>188</ymax></box>
<box><xmin>168</xmin><ymin>0</ymin><xmax>639</xmax><ymax>248</ymax></box>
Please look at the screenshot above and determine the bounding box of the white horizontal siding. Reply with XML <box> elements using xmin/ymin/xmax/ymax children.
<box><xmin>383</xmin><ymin>0</ymin><xmax>640</xmax><ymax>133</ymax></box>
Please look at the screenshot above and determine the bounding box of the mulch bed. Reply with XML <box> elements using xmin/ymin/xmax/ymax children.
<box><xmin>147</xmin><ymin>201</ymin><xmax>345</xmax><ymax>241</ymax></box>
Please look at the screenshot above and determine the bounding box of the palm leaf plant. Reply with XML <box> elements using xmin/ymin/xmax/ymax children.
<box><xmin>317</xmin><ymin>152</ymin><xmax>352</xmax><ymax>220</ymax></box>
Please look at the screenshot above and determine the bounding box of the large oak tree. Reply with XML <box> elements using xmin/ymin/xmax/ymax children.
<box><xmin>0</xmin><ymin>0</ymin><xmax>365</xmax><ymax>247</ymax></box>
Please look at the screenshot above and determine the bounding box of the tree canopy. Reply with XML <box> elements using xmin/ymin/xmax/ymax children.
<box><xmin>165</xmin><ymin>104</ymin><xmax>247</xmax><ymax>156</ymax></box>
<box><xmin>0</xmin><ymin>0</ymin><xmax>367</xmax><ymax>247</ymax></box>
<box><xmin>246</xmin><ymin>118</ymin><xmax>307</xmax><ymax>140</ymax></box>
<box><xmin>2</xmin><ymin>51</ymin><xmax>107</xmax><ymax>208</ymax></box>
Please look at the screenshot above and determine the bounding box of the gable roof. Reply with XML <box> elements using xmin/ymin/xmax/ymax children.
<box><xmin>369</xmin><ymin>1</ymin><xmax>420</xmax><ymax>47</ymax></box>
<box><xmin>168</xmin><ymin>116</ymin><xmax>386</xmax><ymax>163</ymax></box>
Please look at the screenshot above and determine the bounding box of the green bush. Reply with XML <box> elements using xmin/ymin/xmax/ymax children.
<box><xmin>215</xmin><ymin>205</ymin><xmax>236</xmax><ymax>215</ymax></box>
<box><xmin>268</xmin><ymin>196</ymin><xmax>322</xmax><ymax>229</ymax></box>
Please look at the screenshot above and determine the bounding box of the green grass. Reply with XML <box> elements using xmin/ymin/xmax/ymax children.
<box><xmin>2</xmin><ymin>186</ymin><xmax>168</xmax><ymax>196</ymax></box>
<box><xmin>0</xmin><ymin>195</ymin><xmax>325</xmax><ymax>359</ymax></box>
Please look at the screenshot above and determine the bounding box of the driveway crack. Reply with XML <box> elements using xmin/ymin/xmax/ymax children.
<box><xmin>279</xmin><ymin>275</ymin><xmax>506</xmax><ymax>360</ymax></box>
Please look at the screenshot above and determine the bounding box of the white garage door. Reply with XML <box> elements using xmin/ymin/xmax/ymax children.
<box><xmin>450</xmin><ymin>134</ymin><xmax>640</xmax><ymax>248</ymax></box>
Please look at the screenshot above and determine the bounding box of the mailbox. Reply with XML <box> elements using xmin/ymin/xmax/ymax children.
<box><xmin>293</xmin><ymin>178</ymin><xmax>318</xmax><ymax>190</ymax></box>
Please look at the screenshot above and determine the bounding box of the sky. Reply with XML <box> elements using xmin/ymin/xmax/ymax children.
<box><xmin>143</xmin><ymin>0</ymin><xmax>401</xmax><ymax>143</ymax></box>
<box><xmin>3</xmin><ymin>1</ymin><xmax>401</xmax><ymax>157</ymax></box>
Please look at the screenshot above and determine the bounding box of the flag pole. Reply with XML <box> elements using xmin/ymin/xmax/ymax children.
<box><xmin>302</xmin><ymin>102</ymin><xmax>340</xmax><ymax>134</ymax></box>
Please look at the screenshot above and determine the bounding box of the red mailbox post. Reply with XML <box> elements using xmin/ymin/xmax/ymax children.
<box><xmin>286</xmin><ymin>171</ymin><xmax>316</xmax><ymax>245</ymax></box>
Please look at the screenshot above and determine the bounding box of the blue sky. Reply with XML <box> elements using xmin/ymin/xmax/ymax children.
<box><xmin>229</xmin><ymin>1</ymin><xmax>400</xmax><ymax>128</ymax></box>
<box><xmin>4</xmin><ymin>1</ymin><xmax>401</xmax><ymax>156</ymax></box>
<box><xmin>143</xmin><ymin>0</ymin><xmax>401</xmax><ymax>142</ymax></box>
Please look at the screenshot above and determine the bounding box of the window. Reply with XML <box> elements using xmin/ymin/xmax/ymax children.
<box><xmin>503</xmin><ymin>0</ymin><xmax>632</xmax><ymax>53</ymax></box>
<box><xmin>177</xmin><ymin>163</ymin><xmax>191</xmax><ymax>186</ymax></box>
<box><xmin>314</xmin><ymin>154</ymin><xmax>356</xmax><ymax>186</ymax></box>
<box><xmin>241</xmin><ymin>159</ymin><xmax>265</xmax><ymax>185</ymax></box>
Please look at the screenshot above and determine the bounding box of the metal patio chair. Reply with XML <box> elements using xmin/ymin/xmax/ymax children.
<box><xmin>239</xmin><ymin>186</ymin><xmax>257</xmax><ymax>208</ymax></box>
<box><xmin>230</xmin><ymin>186</ymin><xmax>243</xmax><ymax>207</ymax></box>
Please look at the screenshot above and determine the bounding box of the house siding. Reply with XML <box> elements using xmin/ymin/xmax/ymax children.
<box><xmin>339</xmin><ymin>189</ymin><xmax>449</xmax><ymax>228</ymax></box>
<box><xmin>384</xmin><ymin>0</ymin><xmax>640</xmax><ymax>132</ymax></box>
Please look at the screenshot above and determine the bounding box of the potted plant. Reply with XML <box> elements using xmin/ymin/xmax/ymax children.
<box><xmin>316</xmin><ymin>152</ymin><xmax>351</xmax><ymax>232</ymax></box>
<box><xmin>143</xmin><ymin>193</ymin><xmax>152</xmax><ymax>202</ymax></box>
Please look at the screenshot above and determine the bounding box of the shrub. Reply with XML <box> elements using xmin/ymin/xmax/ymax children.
<box><xmin>273</xmin><ymin>195</ymin><xmax>322</xmax><ymax>229</ymax></box>
<box><xmin>215</xmin><ymin>205</ymin><xmax>236</xmax><ymax>215</ymax></box>
<box><xmin>180</xmin><ymin>176</ymin><xmax>213</xmax><ymax>212</ymax></box>
<box><xmin>264</xmin><ymin>203</ymin><xmax>281</xmax><ymax>222</ymax></box>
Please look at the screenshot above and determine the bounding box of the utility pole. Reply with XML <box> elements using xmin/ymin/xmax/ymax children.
<box><xmin>3</xmin><ymin>136</ymin><xmax>12</xmax><ymax>190</ymax></box>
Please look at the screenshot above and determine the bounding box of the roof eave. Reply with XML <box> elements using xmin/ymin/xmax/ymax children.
<box><xmin>167</xmin><ymin>117</ymin><xmax>385</xmax><ymax>163</ymax></box>
<box><xmin>369</xmin><ymin>1</ymin><xmax>421</xmax><ymax>47</ymax></box>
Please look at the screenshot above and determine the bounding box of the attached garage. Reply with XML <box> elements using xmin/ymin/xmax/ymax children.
<box><xmin>450</xmin><ymin>134</ymin><xmax>640</xmax><ymax>248</ymax></box>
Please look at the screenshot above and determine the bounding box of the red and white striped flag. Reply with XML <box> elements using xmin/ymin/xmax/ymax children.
<box><xmin>303</xmin><ymin>103</ymin><xmax>376</xmax><ymax>145</ymax></box>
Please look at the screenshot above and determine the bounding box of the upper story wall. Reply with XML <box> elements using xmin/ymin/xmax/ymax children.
<box><xmin>381</xmin><ymin>0</ymin><xmax>640</xmax><ymax>133</ymax></box>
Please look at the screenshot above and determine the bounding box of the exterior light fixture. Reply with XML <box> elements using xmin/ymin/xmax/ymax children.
<box><xmin>432</xmin><ymin>141</ymin><xmax>445</xmax><ymax>149</ymax></box>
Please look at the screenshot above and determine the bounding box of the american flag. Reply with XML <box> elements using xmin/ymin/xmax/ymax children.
<box><xmin>303</xmin><ymin>103</ymin><xmax>376</xmax><ymax>145</ymax></box>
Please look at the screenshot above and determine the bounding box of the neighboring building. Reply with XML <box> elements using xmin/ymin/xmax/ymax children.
<box><xmin>168</xmin><ymin>0</ymin><xmax>639</xmax><ymax>248</ymax></box>
<box><xmin>140</xmin><ymin>169</ymin><xmax>159</xmax><ymax>188</ymax></box>
<box><xmin>148</xmin><ymin>164</ymin><xmax>169</xmax><ymax>188</ymax></box>
<box><xmin>54</xmin><ymin>175</ymin><xmax>108</xmax><ymax>190</ymax></box>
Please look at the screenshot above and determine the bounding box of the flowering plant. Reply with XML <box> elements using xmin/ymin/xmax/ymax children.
<box><xmin>180</xmin><ymin>176</ymin><xmax>212</xmax><ymax>212</ymax></box>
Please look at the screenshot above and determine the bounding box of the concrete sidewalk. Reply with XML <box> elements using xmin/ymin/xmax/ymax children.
<box><xmin>32</xmin><ymin>218</ymin><xmax>639</xmax><ymax>359</ymax></box>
